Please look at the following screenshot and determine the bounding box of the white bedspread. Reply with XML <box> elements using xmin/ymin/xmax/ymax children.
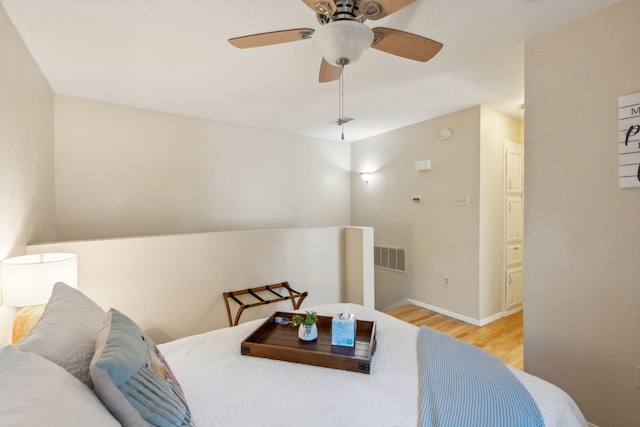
<box><xmin>159</xmin><ymin>303</ymin><xmax>587</xmax><ymax>427</ymax></box>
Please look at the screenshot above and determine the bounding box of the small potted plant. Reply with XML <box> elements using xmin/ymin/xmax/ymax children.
<box><xmin>290</xmin><ymin>311</ymin><xmax>318</xmax><ymax>341</ymax></box>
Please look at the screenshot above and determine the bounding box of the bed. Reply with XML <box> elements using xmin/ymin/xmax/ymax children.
<box><xmin>0</xmin><ymin>283</ymin><xmax>588</xmax><ymax>427</ymax></box>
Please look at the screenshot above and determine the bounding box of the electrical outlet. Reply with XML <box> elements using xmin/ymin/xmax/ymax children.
<box><xmin>443</xmin><ymin>276</ymin><xmax>450</xmax><ymax>287</ymax></box>
<box><xmin>635</xmin><ymin>366</ymin><xmax>640</xmax><ymax>389</ymax></box>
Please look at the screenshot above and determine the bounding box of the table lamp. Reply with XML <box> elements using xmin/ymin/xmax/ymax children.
<box><xmin>1</xmin><ymin>253</ymin><xmax>78</xmax><ymax>343</ymax></box>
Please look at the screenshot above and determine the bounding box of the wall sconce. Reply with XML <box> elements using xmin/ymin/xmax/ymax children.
<box><xmin>1</xmin><ymin>253</ymin><xmax>78</xmax><ymax>343</ymax></box>
<box><xmin>360</xmin><ymin>172</ymin><xmax>374</xmax><ymax>183</ymax></box>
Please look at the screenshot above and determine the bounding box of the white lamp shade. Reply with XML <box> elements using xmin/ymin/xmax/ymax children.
<box><xmin>1</xmin><ymin>253</ymin><xmax>78</xmax><ymax>307</ymax></box>
<box><xmin>313</xmin><ymin>20</ymin><xmax>374</xmax><ymax>65</ymax></box>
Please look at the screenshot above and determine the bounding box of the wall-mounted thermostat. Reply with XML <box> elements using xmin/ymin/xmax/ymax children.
<box><xmin>415</xmin><ymin>160</ymin><xmax>432</xmax><ymax>171</ymax></box>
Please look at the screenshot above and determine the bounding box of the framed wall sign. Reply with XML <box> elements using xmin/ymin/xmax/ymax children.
<box><xmin>618</xmin><ymin>92</ymin><xmax>640</xmax><ymax>188</ymax></box>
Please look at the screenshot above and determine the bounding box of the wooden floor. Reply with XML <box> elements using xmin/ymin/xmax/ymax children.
<box><xmin>385</xmin><ymin>304</ymin><xmax>524</xmax><ymax>370</ymax></box>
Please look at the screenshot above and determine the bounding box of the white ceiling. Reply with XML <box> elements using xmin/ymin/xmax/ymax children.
<box><xmin>2</xmin><ymin>0</ymin><xmax>619</xmax><ymax>142</ymax></box>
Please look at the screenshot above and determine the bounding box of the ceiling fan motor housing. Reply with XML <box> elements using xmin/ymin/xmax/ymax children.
<box><xmin>313</xmin><ymin>20</ymin><xmax>374</xmax><ymax>65</ymax></box>
<box><xmin>314</xmin><ymin>0</ymin><xmax>364</xmax><ymax>21</ymax></box>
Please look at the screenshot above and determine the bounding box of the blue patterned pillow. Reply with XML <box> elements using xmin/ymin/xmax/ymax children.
<box><xmin>90</xmin><ymin>309</ymin><xmax>195</xmax><ymax>427</ymax></box>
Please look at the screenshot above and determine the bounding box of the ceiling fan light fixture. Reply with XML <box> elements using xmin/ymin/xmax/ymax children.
<box><xmin>312</xmin><ymin>21</ymin><xmax>374</xmax><ymax>66</ymax></box>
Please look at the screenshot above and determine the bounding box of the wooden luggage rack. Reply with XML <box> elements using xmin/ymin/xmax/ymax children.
<box><xmin>223</xmin><ymin>282</ymin><xmax>308</xmax><ymax>327</ymax></box>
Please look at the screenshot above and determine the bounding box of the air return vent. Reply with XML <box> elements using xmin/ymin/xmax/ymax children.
<box><xmin>374</xmin><ymin>246</ymin><xmax>406</xmax><ymax>273</ymax></box>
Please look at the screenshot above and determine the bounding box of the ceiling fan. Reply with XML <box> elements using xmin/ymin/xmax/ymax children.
<box><xmin>228</xmin><ymin>0</ymin><xmax>443</xmax><ymax>83</ymax></box>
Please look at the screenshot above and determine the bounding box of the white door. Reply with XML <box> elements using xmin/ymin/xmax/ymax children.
<box><xmin>506</xmin><ymin>266</ymin><xmax>523</xmax><ymax>308</ymax></box>
<box><xmin>504</xmin><ymin>141</ymin><xmax>524</xmax><ymax>311</ymax></box>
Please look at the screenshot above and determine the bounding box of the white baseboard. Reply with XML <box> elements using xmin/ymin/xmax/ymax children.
<box><xmin>406</xmin><ymin>298</ymin><xmax>513</xmax><ymax>327</ymax></box>
<box><xmin>382</xmin><ymin>299</ymin><xmax>413</xmax><ymax>312</ymax></box>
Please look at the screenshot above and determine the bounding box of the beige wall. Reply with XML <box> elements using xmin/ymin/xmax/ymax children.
<box><xmin>0</xmin><ymin>5</ymin><xmax>55</xmax><ymax>292</ymax></box>
<box><xmin>345</xmin><ymin>226</ymin><xmax>375</xmax><ymax>308</ymax></box>
<box><xmin>524</xmin><ymin>1</ymin><xmax>640</xmax><ymax>425</ymax></box>
<box><xmin>0</xmin><ymin>5</ymin><xmax>55</xmax><ymax>260</ymax></box>
<box><xmin>54</xmin><ymin>95</ymin><xmax>351</xmax><ymax>240</ymax></box>
<box><xmin>352</xmin><ymin>106</ymin><xmax>522</xmax><ymax>319</ymax></box>
<box><xmin>27</xmin><ymin>227</ymin><xmax>372</xmax><ymax>344</ymax></box>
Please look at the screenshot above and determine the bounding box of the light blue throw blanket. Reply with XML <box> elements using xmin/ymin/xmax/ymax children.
<box><xmin>418</xmin><ymin>326</ymin><xmax>544</xmax><ymax>427</ymax></box>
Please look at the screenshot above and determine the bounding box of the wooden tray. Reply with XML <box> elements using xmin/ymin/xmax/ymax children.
<box><xmin>241</xmin><ymin>311</ymin><xmax>377</xmax><ymax>374</ymax></box>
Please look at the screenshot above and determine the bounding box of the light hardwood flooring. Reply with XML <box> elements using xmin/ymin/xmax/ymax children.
<box><xmin>385</xmin><ymin>304</ymin><xmax>524</xmax><ymax>370</ymax></box>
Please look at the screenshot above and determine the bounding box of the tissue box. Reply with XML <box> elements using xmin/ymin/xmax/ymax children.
<box><xmin>331</xmin><ymin>313</ymin><xmax>356</xmax><ymax>347</ymax></box>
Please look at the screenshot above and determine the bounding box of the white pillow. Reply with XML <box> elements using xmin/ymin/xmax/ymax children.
<box><xmin>17</xmin><ymin>282</ymin><xmax>106</xmax><ymax>388</ymax></box>
<box><xmin>0</xmin><ymin>345</ymin><xmax>119</xmax><ymax>426</ymax></box>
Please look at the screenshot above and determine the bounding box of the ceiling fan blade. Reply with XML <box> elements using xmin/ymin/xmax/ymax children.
<box><xmin>360</xmin><ymin>0</ymin><xmax>417</xmax><ymax>20</ymax></box>
<box><xmin>229</xmin><ymin>28</ymin><xmax>314</xmax><ymax>49</ymax></box>
<box><xmin>370</xmin><ymin>27</ymin><xmax>443</xmax><ymax>62</ymax></box>
<box><xmin>319</xmin><ymin>58</ymin><xmax>342</xmax><ymax>83</ymax></box>
<box><xmin>301</xmin><ymin>0</ymin><xmax>337</xmax><ymax>15</ymax></box>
